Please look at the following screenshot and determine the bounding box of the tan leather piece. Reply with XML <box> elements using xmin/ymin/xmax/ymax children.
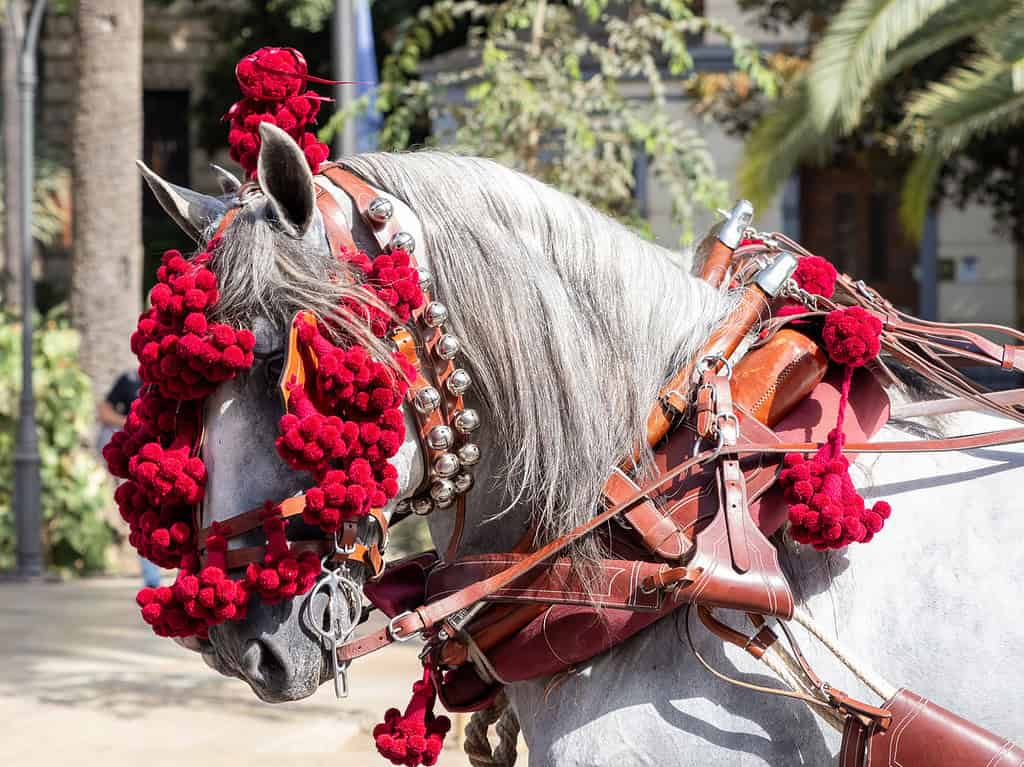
<box><xmin>731</xmin><ymin>330</ymin><xmax>829</xmax><ymax>426</ymax></box>
<box><xmin>840</xmin><ymin>689</ymin><xmax>1024</xmax><ymax>767</ymax></box>
<box><xmin>219</xmin><ymin>539</ymin><xmax>384</xmax><ymax>577</ymax></box>
<box><xmin>604</xmin><ymin>468</ymin><xmax>689</xmax><ymax>561</ymax></box>
<box><xmin>700</xmin><ymin>239</ymin><xmax>734</xmax><ymax>287</ymax></box>
<box><xmin>315</xmin><ymin>182</ymin><xmax>357</xmax><ymax>254</ymax></box>
<box><xmin>425</xmin><ymin>555</ymin><xmax>668</xmax><ymax>611</ymax></box>
<box><xmin>197</xmin><ymin>495</ymin><xmax>306</xmax><ymax>547</ymax></box>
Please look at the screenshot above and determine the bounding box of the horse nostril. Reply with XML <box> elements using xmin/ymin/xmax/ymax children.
<box><xmin>241</xmin><ymin>641</ymin><xmax>266</xmax><ymax>685</ymax></box>
<box><xmin>241</xmin><ymin>638</ymin><xmax>291</xmax><ymax>689</ymax></box>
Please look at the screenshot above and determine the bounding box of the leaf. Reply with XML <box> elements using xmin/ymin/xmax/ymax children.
<box><xmin>808</xmin><ymin>0</ymin><xmax>960</xmax><ymax>133</ymax></box>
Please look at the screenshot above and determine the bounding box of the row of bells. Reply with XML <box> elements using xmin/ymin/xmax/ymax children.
<box><xmin>370</xmin><ymin>206</ymin><xmax>481</xmax><ymax>517</ymax></box>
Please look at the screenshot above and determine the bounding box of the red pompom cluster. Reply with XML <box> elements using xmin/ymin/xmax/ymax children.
<box><xmin>115</xmin><ymin>482</ymin><xmax>194</xmax><ymax>569</ymax></box>
<box><xmin>822</xmin><ymin>306</ymin><xmax>882</xmax><ymax>368</ymax></box>
<box><xmin>793</xmin><ymin>255</ymin><xmax>838</xmax><ymax>299</ymax></box>
<box><xmin>780</xmin><ymin>430</ymin><xmax>892</xmax><ymax>549</ymax></box>
<box><xmin>131</xmin><ymin>248</ymin><xmax>255</xmax><ymax>400</ymax></box>
<box><xmin>782</xmin><ymin>302</ymin><xmax>890</xmax><ymax>549</ymax></box>
<box><xmin>137</xmin><ymin>537</ymin><xmax>250</xmax><ymax>638</ymax></box>
<box><xmin>278</xmin><ymin>314</ymin><xmax>410</xmax><ymax>533</ymax></box>
<box><xmin>128</xmin><ymin>443</ymin><xmax>206</xmax><ymax>506</ymax></box>
<box><xmin>243</xmin><ymin>506</ymin><xmax>320</xmax><ymax>604</ymax></box>
<box><xmin>227</xmin><ymin>47</ymin><xmax>331</xmax><ymax>177</ymax></box>
<box><xmin>344</xmin><ymin>248</ymin><xmax>425</xmax><ymax>336</ymax></box>
<box><xmin>374</xmin><ymin>668</ymin><xmax>451</xmax><ymax>767</ymax></box>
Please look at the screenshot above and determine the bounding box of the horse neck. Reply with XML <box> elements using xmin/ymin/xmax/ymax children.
<box><xmin>422</xmin><ymin>239</ymin><xmax>725</xmax><ymax>560</ymax></box>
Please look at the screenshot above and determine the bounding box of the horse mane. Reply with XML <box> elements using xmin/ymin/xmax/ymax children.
<box><xmin>210</xmin><ymin>150</ymin><xmax>736</xmax><ymax>559</ymax></box>
<box><xmin>344</xmin><ymin>153</ymin><xmax>735</xmax><ymax>556</ymax></box>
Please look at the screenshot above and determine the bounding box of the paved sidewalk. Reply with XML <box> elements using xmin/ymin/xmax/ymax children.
<box><xmin>0</xmin><ymin>578</ymin><xmax>476</xmax><ymax>767</ymax></box>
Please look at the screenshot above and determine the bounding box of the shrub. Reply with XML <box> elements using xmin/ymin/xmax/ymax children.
<box><xmin>0</xmin><ymin>307</ymin><xmax>114</xmax><ymax>574</ymax></box>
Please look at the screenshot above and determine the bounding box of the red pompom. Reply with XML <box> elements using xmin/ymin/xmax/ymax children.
<box><xmin>374</xmin><ymin>668</ymin><xmax>451</xmax><ymax>766</ymax></box>
<box><xmin>793</xmin><ymin>256</ymin><xmax>838</xmax><ymax>299</ymax></box>
<box><xmin>822</xmin><ymin>306</ymin><xmax>882</xmax><ymax>368</ymax></box>
<box><xmin>235</xmin><ymin>47</ymin><xmax>308</xmax><ymax>100</ymax></box>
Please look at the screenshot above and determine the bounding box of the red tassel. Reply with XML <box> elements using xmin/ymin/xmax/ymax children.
<box><xmin>781</xmin><ymin>307</ymin><xmax>891</xmax><ymax>549</ymax></box>
<box><xmin>374</xmin><ymin>667</ymin><xmax>451</xmax><ymax>767</ymax></box>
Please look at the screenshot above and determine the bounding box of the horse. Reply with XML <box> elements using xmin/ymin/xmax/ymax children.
<box><xmin>138</xmin><ymin>123</ymin><xmax>1024</xmax><ymax>765</ymax></box>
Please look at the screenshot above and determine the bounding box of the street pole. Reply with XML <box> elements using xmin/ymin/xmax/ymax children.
<box><xmin>332</xmin><ymin>0</ymin><xmax>356</xmax><ymax>157</ymax></box>
<box><xmin>13</xmin><ymin>0</ymin><xmax>47</xmax><ymax>578</ymax></box>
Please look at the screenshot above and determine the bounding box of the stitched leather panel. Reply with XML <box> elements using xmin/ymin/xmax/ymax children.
<box><xmin>841</xmin><ymin>689</ymin><xmax>1024</xmax><ymax>767</ymax></box>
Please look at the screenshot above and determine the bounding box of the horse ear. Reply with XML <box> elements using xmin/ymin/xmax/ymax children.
<box><xmin>256</xmin><ymin>122</ymin><xmax>315</xmax><ymax>237</ymax></box>
<box><xmin>136</xmin><ymin>161</ymin><xmax>228</xmax><ymax>243</ymax></box>
<box><xmin>210</xmin><ymin>163</ymin><xmax>241</xmax><ymax>197</ymax></box>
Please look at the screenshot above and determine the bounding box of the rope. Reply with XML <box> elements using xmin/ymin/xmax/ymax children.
<box><xmin>464</xmin><ymin>691</ymin><xmax>520</xmax><ymax>767</ymax></box>
<box><xmin>792</xmin><ymin>606</ymin><xmax>897</xmax><ymax>701</ymax></box>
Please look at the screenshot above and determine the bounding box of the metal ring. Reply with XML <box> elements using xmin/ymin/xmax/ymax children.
<box><xmin>697</xmin><ymin>353</ymin><xmax>733</xmax><ymax>379</ymax></box>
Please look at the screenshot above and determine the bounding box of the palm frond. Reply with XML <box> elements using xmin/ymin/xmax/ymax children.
<box><xmin>738</xmin><ymin>83</ymin><xmax>832</xmax><ymax>208</ymax></box>
<box><xmin>878</xmin><ymin>0</ymin><xmax>1019</xmax><ymax>85</ymax></box>
<box><xmin>809</xmin><ymin>0</ymin><xmax>959</xmax><ymax>133</ymax></box>
<box><xmin>906</xmin><ymin>54</ymin><xmax>1024</xmax><ymax>153</ymax></box>
<box><xmin>899</xmin><ymin>148</ymin><xmax>944</xmax><ymax>240</ymax></box>
<box><xmin>976</xmin><ymin>0</ymin><xmax>1024</xmax><ymax>60</ymax></box>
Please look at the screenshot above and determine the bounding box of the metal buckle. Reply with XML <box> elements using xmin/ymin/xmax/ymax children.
<box><xmin>387</xmin><ymin>611</ymin><xmax>422</xmax><ymax>642</ymax></box>
<box><xmin>334</xmin><ymin>527</ymin><xmax>357</xmax><ymax>556</ymax></box>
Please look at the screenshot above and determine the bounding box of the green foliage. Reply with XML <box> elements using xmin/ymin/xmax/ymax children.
<box><xmin>737</xmin><ymin>0</ymin><xmax>1024</xmax><ymax>241</ymax></box>
<box><xmin>0</xmin><ymin>308</ymin><xmax>114</xmax><ymax>574</ymax></box>
<box><xmin>321</xmin><ymin>0</ymin><xmax>778</xmax><ymax>242</ymax></box>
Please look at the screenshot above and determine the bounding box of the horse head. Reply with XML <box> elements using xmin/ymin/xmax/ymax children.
<box><xmin>138</xmin><ymin>124</ymin><xmax>733</xmax><ymax>704</ymax></box>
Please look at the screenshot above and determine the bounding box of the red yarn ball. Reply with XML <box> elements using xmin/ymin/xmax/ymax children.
<box><xmin>793</xmin><ymin>256</ymin><xmax>838</xmax><ymax>298</ymax></box>
<box><xmin>822</xmin><ymin>306</ymin><xmax>882</xmax><ymax>368</ymax></box>
<box><xmin>235</xmin><ymin>47</ymin><xmax>308</xmax><ymax>100</ymax></box>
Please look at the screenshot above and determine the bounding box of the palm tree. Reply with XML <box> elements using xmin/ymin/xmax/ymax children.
<box><xmin>70</xmin><ymin>0</ymin><xmax>143</xmax><ymax>402</ymax></box>
<box><xmin>739</xmin><ymin>0</ymin><xmax>1024</xmax><ymax>238</ymax></box>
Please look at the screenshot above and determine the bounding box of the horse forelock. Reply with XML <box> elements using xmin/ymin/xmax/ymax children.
<box><xmin>205</xmin><ymin>194</ymin><xmax>394</xmax><ymax>360</ymax></box>
<box><xmin>342</xmin><ymin>152</ymin><xmax>736</xmax><ymax>557</ymax></box>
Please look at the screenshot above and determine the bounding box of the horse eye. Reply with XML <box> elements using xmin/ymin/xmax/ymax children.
<box><xmin>264</xmin><ymin>353</ymin><xmax>285</xmax><ymax>388</ymax></box>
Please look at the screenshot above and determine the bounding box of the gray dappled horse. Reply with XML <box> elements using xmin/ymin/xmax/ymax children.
<box><xmin>139</xmin><ymin>123</ymin><xmax>1024</xmax><ymax>765</ymax></box>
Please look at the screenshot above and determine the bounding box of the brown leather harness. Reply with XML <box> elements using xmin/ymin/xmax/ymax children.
<box><xmin>207</xmin><ymin>178</ymin><xmax>1024</xmax><ymax>765</ymax></box>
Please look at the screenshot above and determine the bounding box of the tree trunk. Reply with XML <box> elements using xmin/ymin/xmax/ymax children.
<box><xmin>71</xmin><ymin>0</ymin><xmax>142</xmax><ymax>403</ymax></box>
<box><xmin>2</xmin><ymin>0</ymin><xmax>25</xmax><ymax>309</ymax></box>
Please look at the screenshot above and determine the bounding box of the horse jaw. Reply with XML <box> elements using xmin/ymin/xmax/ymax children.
<box><xmin>198</xmin><ymin>317</ymin><xmax>425</xmax><ymax>702</ymax></box>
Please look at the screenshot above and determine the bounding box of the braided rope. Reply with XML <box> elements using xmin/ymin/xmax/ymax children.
<box><xmin>792</xmin><ymin>607</ymin><xmax>897</xmax><ymax>701</ymax></box>
<box><xmin>464</xmin><ymin>691</ymin><xmax>520</xmax><ymax>767</ymax></box>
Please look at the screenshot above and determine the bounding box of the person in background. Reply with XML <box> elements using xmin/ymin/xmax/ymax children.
<box><xmin>97</xmin><ymin>370</ymin><xmax>161</xmax><ymax>589</ymax></box>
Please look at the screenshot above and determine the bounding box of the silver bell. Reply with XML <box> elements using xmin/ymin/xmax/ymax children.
<box><xmin>427</xmin><ymin>425</ymin><xmax>454</xmax><ymax>451</ymax></box>
<box><xmin>457</xmin><ymin>442</ymin><xmax>481</xmax><ymax>466</ymax></box>
<box><xmin>454</xmin><ymin>408</ymin><xmax>480</xmax><ymax>434</ymax></box>
<box><xmin>413</xmin><ymin>386</ymin><xmax>442</xmax><ymax>414</ymax></box>
<box><xmin>417</xmin><ymin>268</ymin><xmax>433</xmax><ymax>290</ymax></box>
<box><xmin>436</xmin><ymin>334</ymin><xmax>461</xmax><ymax>360</ymax></box>
<box><xmin>411</xmin><ymin>497</ymin><xmax>434</xmax><ymax>516</ymax></box>
<box><xmin>447</xmin><ymin>369</ymin><xmax>471</xmax><ymax>395</ymax></box>
<box><xmin>367</xmin><ymin>197</ymin><xmax>394</xmax><ymax>224</ymax></box>
<box><xmin>424</xmin><ymin>302</ymin><xmax>448</xmax><ymax>328</ymax></box>
<box><xmin>453</xmin><ymin>472</ymin><xmax>474</xmax><ymax>494</ymax></box>
<box><xmin>430</xmin><ymin>479</ymin><xmax>456</xmax><ymax>504</ymax></box>
<box><xmin>390</xmin><ymin>231</ymin><xmax>416</xmax><ymax>253</ymax></box>
<box><xmin>434</xmin><ymin>452</ymin><xmax>460</xmax><ymax>478</ymax></box>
